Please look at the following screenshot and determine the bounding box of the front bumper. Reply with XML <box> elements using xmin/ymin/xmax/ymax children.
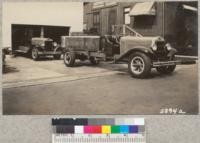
<box><xmin>153</xmin><ymin>60</ymin><xmax>180</xmax><ymax>67</ymax></box>
<box><xmin>38</xmin><ymin>51</ymin><xmax>62</xmax><ymax>55</ymax></box>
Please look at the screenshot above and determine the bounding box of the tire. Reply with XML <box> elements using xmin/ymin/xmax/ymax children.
<box><xmin>156</xmin><ymin>65</ymin><xmax>176</xmax><ymax>74</ymax></box>
<box><xmin>156</xmin><ymin>56</ymin><xmax>176</xmax><ymax>74</ymax></box>
<box><xmin>63</xmin><ymin>51</ymin><xmax>76</xmax><ymax>67</ymax></box>
<box><xmin>53</xmin><ymin>54</ymin><xmax>61</xmax><ymax>60</ymax></box>
<box><xmin>31</xmin><ymin>48</ymin><xmax>39</xmax><ymax>61</ymax></box>
<box><xmin>89</xmin><ymin>57</ymin><xmax>99</xmax><ymax>65</ymax></box>
<box><xmin>128</xmin><ymin>52</ymin><xmax>152</xmax><ymax>78</ymax></box>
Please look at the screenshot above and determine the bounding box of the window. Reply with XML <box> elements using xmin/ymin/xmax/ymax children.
<box><xmin>134</xmin><ymin>16</ymin><xmax>155</xmax><ymax>28</ymax></box>
<box><xmin>93</xmin><ymin>12</ymin><xmax>100</xmax><ymax>33</ymax></box>
<box><xmin>124</xmin><ymin>7</ymin><xmax>131</xmax><ymax>25</ymax></box>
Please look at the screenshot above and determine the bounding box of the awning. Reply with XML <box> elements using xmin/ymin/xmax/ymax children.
<box><xmin>183</xmin><ymin>4</ymin><xmax>198</xmax><ymax>13</ymax></box>
<box><xmin>129</xmin><ymin>2</ymin><xmax>156</xmax><ymax>16</ymax></box>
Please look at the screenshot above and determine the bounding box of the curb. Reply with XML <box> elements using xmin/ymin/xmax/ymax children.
<box><xmin>3</xmin><ymin>71</ymin><xmax>122</xmax><ymax>89</ymax></box>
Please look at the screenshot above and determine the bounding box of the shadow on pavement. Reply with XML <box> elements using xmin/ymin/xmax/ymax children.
<box><xmin>14</xmin><ymin>53</ymin><xmax>63</xmax><ymax>61</ymax></box>
<box><xmin>3</xmin><ymin>65</ymin><xmax>20</xmax><ymax>74</ymax></box>
<box><xmin>115</xmin><ymin>68</ymin><xmax>178</xmax><ymax>79</ymax></box>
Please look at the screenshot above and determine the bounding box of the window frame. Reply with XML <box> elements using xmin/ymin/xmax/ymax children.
<box><xmin>93</xmin><ymin>12</ymin><xmax>100</xmax><ymax>33</ymax></box>
<box><xmin>123</xmin><ymin>7</ymin><xmax>131</xmax><ymax>25</ymax></box>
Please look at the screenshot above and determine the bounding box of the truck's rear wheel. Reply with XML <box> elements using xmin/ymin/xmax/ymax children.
<box><xmin>128</xmin><ymin>52</ymin><xmax>151</xmax><ymax>78</ymax></box>
<box><xmin>156</xmin><ymin>65</ymin><xmax>176</xmax><ymax>74</ymax></box>
<box><xmin>64</xmin><ymin>51</ymin><xmax>75</xmax><ymax>67</ymax></box>
<box><xmin>31</xmin><ymin>48</ymin><xmax>39</xmax><ymax>61</ymax></box>
<box><xmin>89</xmin><ymin>57</ymin><xmax>99</xmax><ymax>65</ymax></box>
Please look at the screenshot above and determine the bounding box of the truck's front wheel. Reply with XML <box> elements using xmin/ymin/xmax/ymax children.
<box><xmin>128</xmin><ymin>52</ymin><xmax>151</xmax><ymax>78</ymax></box>
<box><xmin>156</xmin><ymin>55</ymin><xmax>176</xmax><ymax>74</ymax></box>
<box><xmin>31</xmin><ymin>48</ymin><xmax>39</xmax><ymax>61</ymax></box>
<box><xmin>63</xmin><ymin>51</ymin><xmax>75</xmax><ymax>67</ymax></box>
<box><xmin>156</xmin><ymin>65</ymin><xmax>176</xmax><ymax>74</ymax></box>
<box><xmin>89</xmin><ymin>57</ymin><xmax>99</xmax><ymax>65</ymax></box>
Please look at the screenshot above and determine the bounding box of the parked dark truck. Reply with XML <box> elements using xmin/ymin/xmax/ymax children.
<box><xmin>12</xmin><ymin>24</ymin><xmax>70</xmax><ymax>60</ymax></box>
<box><xmin>62</xmin><ymin>25</ymin><xmax>193</xmax><ymax>78</ymax></box>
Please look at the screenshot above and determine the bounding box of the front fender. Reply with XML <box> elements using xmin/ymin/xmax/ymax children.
<box><xmin>129</xmin><ymin>47</ymin><xmax>154</xmax><ymax>55</ymax></box>
<box><xmin>54</xmin><ymin>46</ymin><xmax>62</xmax><ymax>52</ymax></box>
<box><xmin>167</xmin><ymin>48</ymin><xmax>177</xmax><ymax>57</ymax></box>
<box><xmin>122</xmin><ymin>47</ymin><xmax>153</xmax><ymax>58</ymax></box>
<box><xmin>31</xmin><ymin>46</ymin><xmax>43</xmax><ymax>52</ymax></box>
<box><xmin>117</xmin><ymin>46</ymin><xmax>154</xmax><ymax>61</ymax></box>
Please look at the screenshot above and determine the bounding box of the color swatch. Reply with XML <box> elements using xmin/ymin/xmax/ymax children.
<box><xmin>52</xmin><ymin>118</ymin><xmax>145</xmax><ymax>134</ymax></box>
<box><xmin>52</xmin><ymin>118</ymin><xmax>145</xmax><ymax>143</ymax></box>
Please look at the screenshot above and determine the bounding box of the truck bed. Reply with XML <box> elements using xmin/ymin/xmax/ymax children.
<box><xmin>61</xmin><ymin>36</ymin><xmax>100</xmax><ymax>52</ymax></box>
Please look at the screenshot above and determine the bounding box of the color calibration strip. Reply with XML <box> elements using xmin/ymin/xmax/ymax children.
<box><xmin>53</xmin><ymin>125</ymin><xmax>144</xmax><ymax>134</ymax></box>
<box><xmin>52</xmin><ymin>118</ymin><xmax>145</xmax><ymax>143</ymax></box>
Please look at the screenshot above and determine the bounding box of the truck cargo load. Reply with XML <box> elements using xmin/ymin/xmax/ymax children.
<box><xmin>61</xmin><ymin>36</ymin><xmax>100</xmax><ymax>52</ymax></box>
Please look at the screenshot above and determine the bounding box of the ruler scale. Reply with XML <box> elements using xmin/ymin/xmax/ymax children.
<box><xmin>52</xmin><ymin>118</ymin><xmax>146</xmax><ymax>143</ymax></box>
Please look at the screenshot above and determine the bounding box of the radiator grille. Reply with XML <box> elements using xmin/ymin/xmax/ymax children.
<box><xmin>45</xmin><ymin>41</ymin><xmax>53</xmax><ymax>51</ymax></box>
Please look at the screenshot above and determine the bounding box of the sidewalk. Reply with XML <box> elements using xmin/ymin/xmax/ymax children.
<box><xmin>2</xmin><ymin>55</ymin><xmax>127</xmax><ymax>88</ymax></box>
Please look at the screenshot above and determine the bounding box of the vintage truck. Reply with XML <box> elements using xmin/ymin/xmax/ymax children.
<box><xmin>61</xmin><ymin>26</ymin><xmax>185</xmax><ymax>78</ymax></box>
<box><xmin>30</xmin><ymin>37</ymin><xmax>62</xmax><ymax>60</ymax></box>
<box><xmin>12</xmin><ymin>24</ymin><xmax>70</xmax><ymax>60</ymax></box>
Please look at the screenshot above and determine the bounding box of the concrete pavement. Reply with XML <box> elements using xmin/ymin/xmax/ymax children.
<box><xmin>2</xmin><ymin>55</ymin><xmax>199</xmax><ymax>115</ymax></box>
<box><xmin>3</xmin><ymin>55</ymin><xmax>127</xmax><ymax>88</ymax></box>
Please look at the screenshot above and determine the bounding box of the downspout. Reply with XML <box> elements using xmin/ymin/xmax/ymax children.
<box><xmin>40</xmin><ymin>27</ymin><xmax>44</xmax><ymax>38</ymax></box>
<box><xmin>162</xmin><ymin>2</ymin><xmax>165</xmax><ymax>38</ymax></box>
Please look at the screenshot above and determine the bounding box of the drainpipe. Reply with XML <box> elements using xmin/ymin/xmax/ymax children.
<box><xmin>162</xmin><ymin>2</ymin><xmax>165</xmax><ymax>38</ymax></box>
<box><xmin>40</xmin><ymin>27</ymin><xmax>44</xmax><ymax>38</ymax></box>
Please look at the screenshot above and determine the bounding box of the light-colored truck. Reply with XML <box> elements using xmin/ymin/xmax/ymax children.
<box><xmin>61</xmin><ymin>26</ymin><xmax>193</xmax><ymax>78</ymax></box>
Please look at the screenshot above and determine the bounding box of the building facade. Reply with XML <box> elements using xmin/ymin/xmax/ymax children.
<box><xmin>83</xmin><ymin>2</ymin><xmax>198</xmax><ymax>56</ymax></box>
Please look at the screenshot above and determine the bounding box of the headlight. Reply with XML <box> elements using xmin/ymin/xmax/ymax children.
<box><xmin>53</xmin><ymin>42</ymin><xmax>57</xmax><ymax>47</ymax></box>
<box><xmin>41</xmin><ymin>43</ymin><xmax>45</xmax><ymax>47</ymax></box>
<box><xmin>165</xmin><ymin>43</ymin><xmax>172</xmax><ymax>51</ymax></box>
<box><xmin>151</xmin><ymin>44</ymin><xmax>157</xmax><ymax>51</ymax></box>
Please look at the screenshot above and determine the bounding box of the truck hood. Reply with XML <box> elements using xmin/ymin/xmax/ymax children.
<box><xmin>120</xmin><ymin>36</ymin><xmax>165</xmax><ymax>48</ymax></box>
